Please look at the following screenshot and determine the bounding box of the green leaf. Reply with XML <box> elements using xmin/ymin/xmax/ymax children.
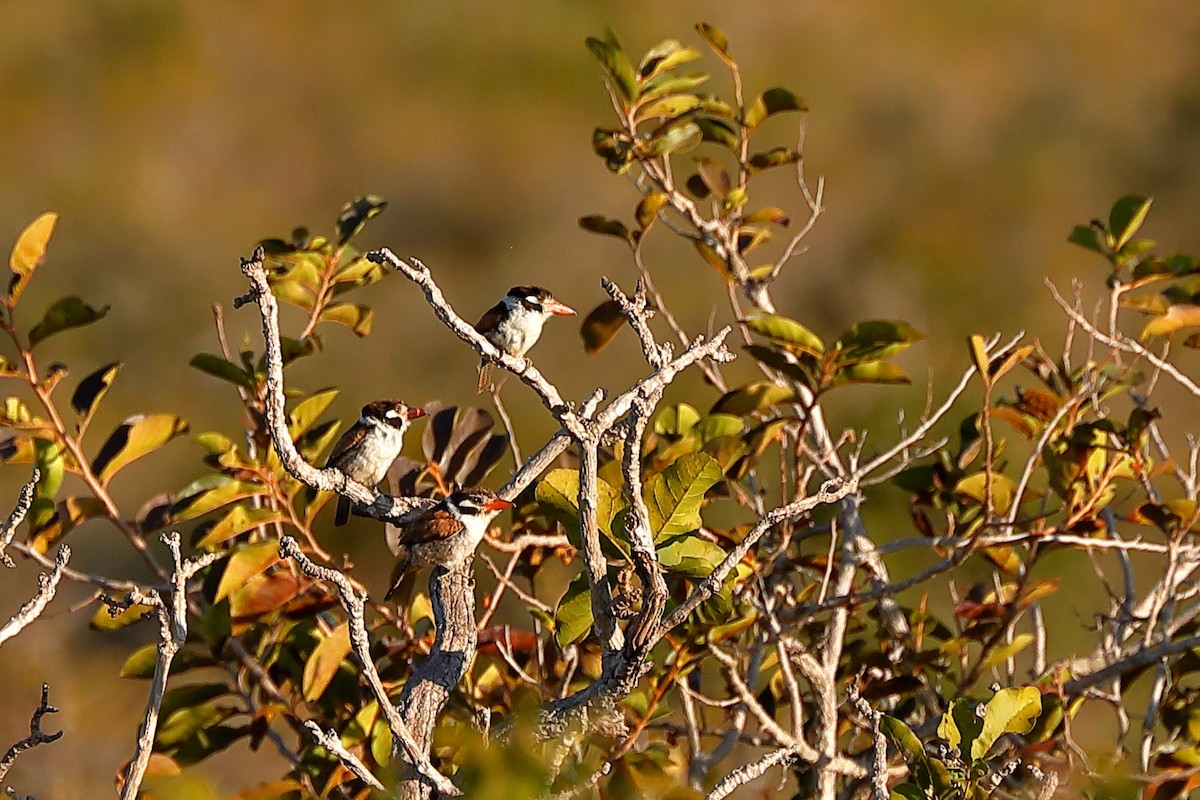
<box><xmin>92</xmin><ymin>413</ymin><xmax>189</xmax><ymax>485</ymax></box>
<box><xmin>120</xmin><ymin>643</ymin><xmax>160</xmax><ymax>678</ymax></box>
<box><xmin>881</xmin><ymin>716</ymin><xmax>952</xmax><ymax>793</ymax></box>
<box><xmin>71</xmin><ymin>361</ymin><xmax>122</xmax><ymax>417</ymax></box>
<box><xmin>637</xmin><ymin>39</ymin><xmax>701</xmax><ymax>80</ymax></box>
<box><xmin>656</xmin><ymin>533</ymin><xmax>725</xmax><ymax>577</ymax></box>
<box><xmin>535</xmin><ymin>468</ymin><xmax>626</xmax><ymax>541</ymax></box>
<box><xmin>954</xmin><ymin>472</ymin><xmax>1018</xmax><ymax>514</ymax></box>
<box><xmin>835</xmin><ymin>319</ymin><xmax>925</xmax><ymax>362</ymax></box>
<box><xmin>554</xmin><ymin>573</ymin><xmax>593</xmax><ymax>646</ymax></box>
<box><xmin>173</xmin><ymin>479</ymin><xmax>265</xmax><ymax>523</ymax></box>
<box><xmin>644</xmin><ymin>452</ymin><xmax>723</xmax><ymax>540</ymax></box>
<box><xmin>1140</xmin><ymin>304</ymin><xmax>1200</xmax><ymax>339</ymax></box>
<box><xmin>302</xmin><ymin>622</ymin><xmax>351</xmax><ymax>703</ymax></box>
<box><xmin>695</xmin><ymin>22</ymin><xmax>730</xmax><ymax>56</ymax></box>
<box><xmin>1068</xmin><ymin>224</ymin><xmax>1106</xmax><ymax>255</ymax></box>
<box><xmin>653</xmin><ymin>403</ymin><xmax>701</xmax><ymax>437</ymax></box>
<box><xmin>317</xmin><ymin>303</ymin><xmax>373</xmax><ymax>337</ymax></box>
<box><xmin>195</xmin><ymin>505</ymin><xmax>286</xmax><ymax>550</ymax></box>
<box><xmin>636</xmin><ymin>94</ymin><xmax>702</xmax><ymax>122</ymax></box>
<box><xmin>332</xmin><ymin>255</ymin><xmax>388</xmax><ymax>289</ymax></box>
<box><xmin>156</xmin><ymin>701</ymin><xmax>231</xmax><ymax>749</ymax></box>
<box><xmin>586</xmin><ymin>32</ymin><xmax>638</xmax><ymax>102</ymax></box>
<box><xmin>1109</xmin><ymin>194</ymin><xmax>1153</xmax><ymax>252</ymax></box>
<box><xmin>91</xmin><ymin>600</ymin><xmax>153</xmax><ymax>632</ymax></box>
<box><xmin>27</xmin><ymin>495</ymin><xmax>106</xmax><ymax>554</ymax></box>
<box><xmin>30</xmin><ymin>438</ymin><xmax>65</xmax><ymax>531</ymax></box>
<box><xmin>641</xmin><ymin>72</ymin><xmax>710</xmax><ymax>102</ymax></box>
<box><xmin>8</xmin><ymin>212</ymin><xmax>57</xmax><ymax>305</ymax></box>
<box><xmin>335</xmin><ymin>195</ymin><xmax>388</xmax><ymax>245</ymax></box>
<box><xmin>973</xmin><ymin>686</ymin><xmax>1041</xmax><ymax>760</ymax></box>
<box><xmin>578</xmin><ymin>215</ymin><xmax>632</xmax><ymax>242</ymax></box>
<box><xmin>580</xmin><ymin>300</ymin><xmax>627</xmax><ymax>356</ymax></box>
<box><xmin>287</xmin><ymin>388</ymin><xmax>338</xmax><ymax>439</ymax></box>
<box><xmin>693</xmin><ymin>414</ymin><xmax>744</xmax><ymax>443</ymax></box>
<box><xmin>744</xmin><ymin>87</ymin><xmax>806</xmax><ymax>129</ymax></box>
<box><xmin>890</xmin><ymin>785</ymin><xmax>928</xmax><ymax>800</ymax></box>
<box><xmin>648</xmin><ymin>119</ymin><xmax>703</xmax><ymax>156</ymax></box>
<box><xmin>216</xmin><ymin>541</ymin><xmax>280</xmax><ymax>603</ymax></box>
<box><xmin>711</xmin><ymin>381</ymin><xmax>795</xmax><ymax>416</ymax></box>
<box><xmin>28</xmin><ymin>296</ymin><xmax>110</xmax><ymax>347</ymax></box>
<box><xmin>744</xmin><ymin>313</ymin><xmax>824</xmax><ymax>356</ymax></box>
<box><xmin>833</xmin><ymin>361</ymin><xmax>911</xmax><ymax>386</ymax></box>
<box><xmin>979</xmin><ymin>633</ymin><xmax>1034</xmax><ymax>671</ymax></box>
<box><xmin>938</xmin><ymin>699</ymin><xmax>984</xmax><ymax>761</ymax></box>
<box><xmin>189</xmin><ymin>354</ymin><xmax>253</xmax><ymax>390</ymax></box>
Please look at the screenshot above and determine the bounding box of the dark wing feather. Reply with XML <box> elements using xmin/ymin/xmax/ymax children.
<box><xmin>394</xmin><ymin>508</ymin><xmax>464</xmax><ymax>546</ymax></box>
<box><xmin>326</xmin><ymin>423</ymin><xmax>368</xmax><ymax>469</ymax></box>
<box><xmin>334</xmin><ymin>496</ymin><xmax>351</xmax><ymax>526</ymax></box>
<box><xmin>384</xmin><ymin>547</ymin><xmax>412</xmax><ymax>599</ymax></box>
<box><xmin>474</xmin><ymin>302</ymin><xmax>506</xmax><ymax>336</ymax></box>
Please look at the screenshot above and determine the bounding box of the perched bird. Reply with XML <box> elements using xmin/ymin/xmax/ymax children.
<box><xmin>326</xmin><ymin>400</ymin><xmax>425</xmax><ymax>526</ymax></box>
<box><xmin>385</xmin><ymin>487</ymin><xmax>512</xmax><ymax>598</ymax></box>
<box><xmin>474</xmin><ymin>285</ymin><xmax>575</xmax><ymax>392</ymax></box>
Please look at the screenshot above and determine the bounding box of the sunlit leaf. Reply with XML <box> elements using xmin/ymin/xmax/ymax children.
<box><xmin>229</xmin><ymin>573</ymin><xmax>301</xmax><ymax>626</ymax></box>
<box><xmin>196</xmin><ymin>505</ymin><xmax>286</xmax><ymax>550</ymax></box>
<box><xmin>71</xmin><ymin>361</ymin><xmax>122</xmax><ymax>417</ymax></box>
<box><xmin>8</xmin><ymin>212</ymin><xmax>57</xmax><ymax>305</ymax></box>
<box><xmin>90</xmin><ymin>599</ymin><xmax>153</xmax><ymax>632</ymax></box>
<box><xmin>586</xmin><ymin>31</ymin><xmax>638</xmax><ymax>102</ymax></box>
<box><xmin>637</xmin><ymin>38</ymin><xmax>701</xmax><ymax>80</ymax></box>
<box><xmin>653</xmin><ymin>403</ymin><xmax>701</xmax><ymax>437</ymax></box>
<box><xmin>644</xmin><ymin>452</ymin><xmax>722</xmax><ymax>540</ymax></box>
<box><xmin>536</xmin><ymin>469</ymin><xmax>626</xmax><ymax>542</ymax></box>
<box><xmin>580</xmin><ymin>300</ymin><xmax>627</xmax><ymax>356</ymax></box>
<box><xmin>833</xmin><ymin>361</ymin><xmax>911</xmax><ymax>386</ymax></box>
<box><xmin>332</xmin><ymin>255</ymin><xmax>388</xmax><ymax>289</ymax></box>
<box><xmin>695</xmin><ymin>22</ymin><xmax>730</xmax><ymax>56</ymax></box>
<box><xmin>173</xmin><ymin>480</ymin><xmax>265</xmax><ymax>523</ymax></box>
<box><xmin>835</xmin><ymin>319</ymin><xmax>925</xmax><ymax>362</ymax></box>
<box><xmin>317</xmin><ymin>303</ymin><xmax>373</xmax><ymax>337</ymax></box>
<box><xmin>1109</xmin><ymin>194</ymin><xmax>1152</xmax><ymax>252</ymax></box>
<box><xmin>979</xmin><ymin>633</ymin><xmax>1034</xmax><ymax>671</ymax></box>
<box><xmin>656</xmin><ymin>532</ymin><xmax>725</xmax><ymax>577</ymax></box>
<box><xmin>335</xmin><ymin>195</ymin><xmax>388</xmax><ymax>245</ymax></box>
<box><xmin>635</xmin><ymin>192</ymin><xmax>670</xmax><ymax>229</ymax></box>
<box><xmin>648</xmin><ymin>119</ymin><xmax>703</xmax><ymax>156</ymax></box>
<box><xmin>973</xmin><ymin>686</ymin><xmax>1042</xmax><ymax>760</ymax></box>
<box><xmin>287</xmin><ymin>388</ymin><xmax>338</xmax><ymax>440</ymax></box>
<box><xmin>938</xmin><ymin>699</ymin><xmax>984</xmax><ymax>760</ymax></box>
<box><xmin>954</xmin><ymin>472</ymin><xmax>1018</xmax><ymax>514</ymax></box>
<box><xmin>92</xmin><ymin>413</ymin><xmax>189</xmax><ymax>485</ymax></box>
<box><xmin>636</xmin><ymin>94</ymin><xmax>701</xmax><ymax>122</ymax></box>
<box><xmin>302</xmin><ymin>622</ymin><xmax>351</xmax><ymax>702</ymax></box>
<box><xmin>156</xmin><ymin>701</ymin><xmax>231</xmax><ymax>750</ymax></box>
<box><xmin>216</xmin><ymin>541</ymin><xmax>280</xmax><ymax>603</ymax></box>
<box><xmin>744</xmin><ymin>313</ymin><xmax>824</xmax><ymax>356</ymax></box>
<box><xmin>693</xmin><ymin>414</ymin><xmax>744</xmax><ymax>443</ymax></box>
<box><xmin>28</xmin><ymin>296</ymin><xmax>110</xmax><ymax>347</ymax></box>
<box><xmin>1140</xmin><ymin>303</ymin><xmax>1200</xmax><ymax>339</ymax></box>
<box><xmin>711</xmin><ymin>381</ymin><xmax>795</xmax><ymax>416</ymax></box>
<box><xmin>28</xmin><ymin>495</ymin><xmax>106</xmax><ymax>554</ymax></box>
<box><xmin>744</xmin><ymin>87</ymin><xmax>806</xmax><ymax>129</ymax></box>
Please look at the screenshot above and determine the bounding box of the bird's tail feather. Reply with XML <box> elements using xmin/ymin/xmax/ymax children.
<box><xmin>477</xmin><ymin>360</ymin><xmax>492</xmax><ymax>394</ymax></box>
<box><xmin>334</xmin><ymin>496</ymin><xmax>350</xmax><ymax>526</ymax></box>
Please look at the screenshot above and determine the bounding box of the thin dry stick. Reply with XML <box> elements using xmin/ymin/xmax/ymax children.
<box><xmin>0</xmin><ymin>684</ymin><xmax>62</xmax><ymax>786</ymax></box>
<box><xmin>0</xmin><ymin>469</ymin><xmax>38</xmax><ymax>569</ymax></box>
<box><xmin>303</xmin><ymin>721</ymin><xmax>385</xmax><ymax>791</ymax></box>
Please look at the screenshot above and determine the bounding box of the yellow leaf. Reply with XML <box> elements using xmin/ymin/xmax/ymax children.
<box><xmin>8</xmin><ymin>212</ymin><xmax>57</xmax><ymax>305</ymax></box>
<box><xmin>302</xmin><ymin>622</ymin><xmax>351</xmax><ymax>703</ymax></box>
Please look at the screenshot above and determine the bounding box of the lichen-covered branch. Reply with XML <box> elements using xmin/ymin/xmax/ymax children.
<box><xmin>0</xmin><ymin>545</ymin><xmax>69</xmax><ymax>649</ymax></box>
<box><xmin>0</xmin><ymin>469</ymin><xmax>38</xmax><ymax>569</ymax></box>
<box><xmin>277</xmin><ymin>536</ymin><xmax>461</xmax><ymax>798</ymax></box>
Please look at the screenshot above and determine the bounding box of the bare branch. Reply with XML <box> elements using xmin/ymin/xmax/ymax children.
<box><xmin>0</xmin><ymin>469</ymin><xmax>38</xmax><ymax>569</ymax></box>
<box><xmin>303</xmin><ymin>720</ymin><xmax>385</xmax><ymax>791</ymax></box>
<box><xmin>0</xmin><ymin>684</ymin><xmax>62</xmax><ymax>787</ymax></box>
<box><xmin>235</xmin><ymin>248</ymin><xmax>432</xmax><ymax>525</ymax></box>
<box><xmin>277</xmin><ymin>537</ymin><xmax>461</xmax><ymax>798</ymax></box>
<box><xmin>0</xmin><ymin>545</ymin><xmax>69</xmax><ymax>648</ymax></box>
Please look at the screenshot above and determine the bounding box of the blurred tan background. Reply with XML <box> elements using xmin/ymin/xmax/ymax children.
<box><xmin>2</xmin><ymin>1</ymin><xmax>1200</xmax><ymax>795</ymax></box>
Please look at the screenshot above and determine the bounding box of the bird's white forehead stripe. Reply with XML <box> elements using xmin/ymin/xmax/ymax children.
<box><xmin>385</xmin><ymin>409</ymin><xmax>402</xmax><ymax>419</ymax></box>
